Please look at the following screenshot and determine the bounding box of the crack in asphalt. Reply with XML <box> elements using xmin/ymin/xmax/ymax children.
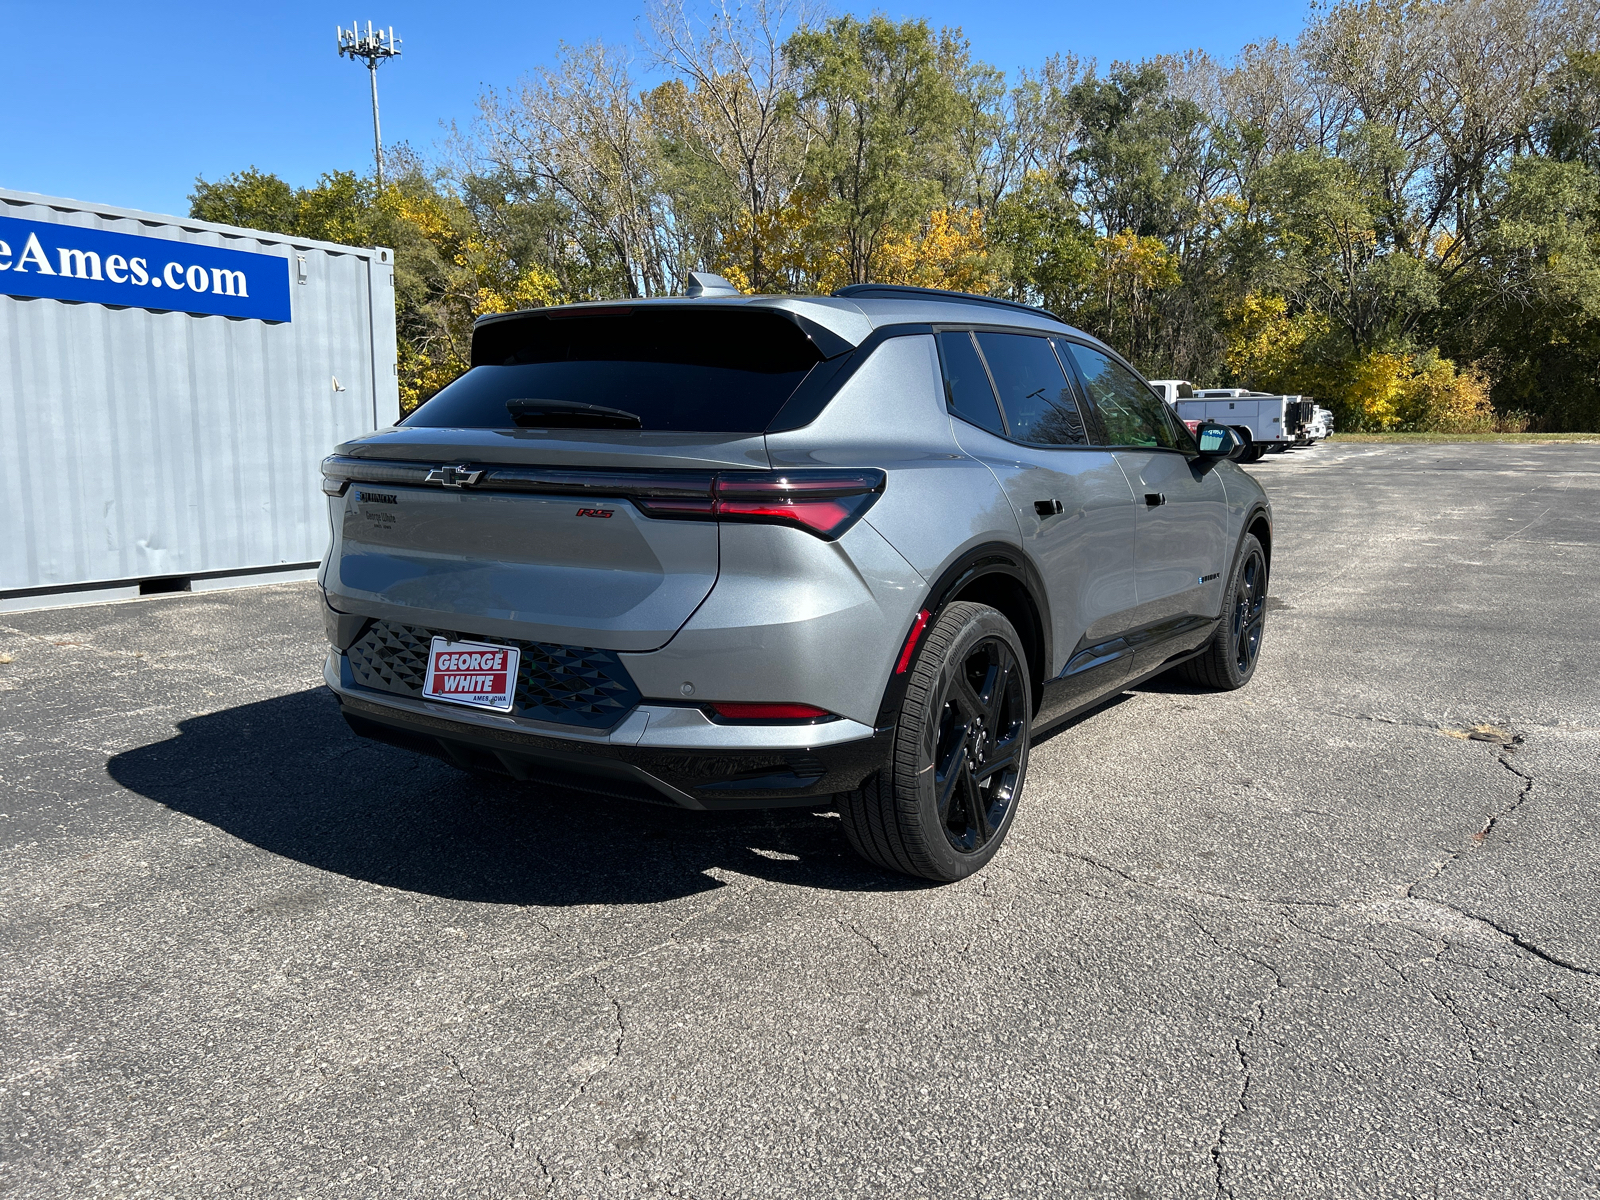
<box><xmin>598</xmin><ymin>974</ymin><xmax>627</xmax><ymax>1063</ymax></box>
<box><xmin>1325</xmin><ymin>710</ymin><xmax>1460</xmax><ymax>732</ymax></box>
<box><xmin>1062</xmin><ymin>838</ymin><xmax>1599</xmax><ymax>984</ymax></box>
<box><xmin>1054</xmin><ymin>726</ymin><xmax>1598</xmax><ymax>988</ymax></box>
<box><xmin>1408</xmin><ymin>895</ymin><xmax>1598</xmax><ymax>980</ymax></box>
<box><xmin>1042</xmin><ymin>847</ymin><xmax>1340</xmax><ymax>911</ymax></box>
<box><xmin>442</xmin><ymin>1047</ymin><xmax>520</xmax><ymax>1153</ymax></box>
<box><xmin>1407</xmin><ymin>741</ymin><xmax>1532</xmax><ymax>894</ymax></box>
<box><xmin>1185</xmin><ymin>914</ymin><xmax>1287</xmax><ymax>1200</ymax></box>
<box><xmin>1401</xmin><ymin>740</ymin><xmax>1598</xmax><ymax>981</ymax></box>
<box><xmin>441</xmin><ymin>1047</ymin><xmax>482</xmax><ymax>1125</ymax></box>
<box><xmin>841</xmin><ymin>919</ymin><xmax>891</xmax><ymax>961</ymax></box>
<box><xmin>1046</xmin><ymin>749</ymin><xmax>1599</xmax><ymax>1196</ymax></box>
<box><xmin>1414</xmin><ymin>975</ymin><xmax>1491</xmax><ymax>1106</ymax></box>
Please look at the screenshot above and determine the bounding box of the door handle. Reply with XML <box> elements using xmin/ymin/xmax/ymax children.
<box><xmin>1144</xmin><ymin>493</ymin><xmax>1166</xmax><ymax>507</ymax></box>
<box><xmin>1034</xmin><ymin>498</ymin><xmax>1064</xmax><ymax>517</ymax></box>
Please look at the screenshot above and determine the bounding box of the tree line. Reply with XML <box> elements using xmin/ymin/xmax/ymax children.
<box><xmin>191</xmin><ymin>0</ymin><xmax>1600</xmax><ymax>431</ymax></box>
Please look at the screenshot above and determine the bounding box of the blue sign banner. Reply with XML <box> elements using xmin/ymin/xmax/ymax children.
<box><xmin>0</xmin><ymin>213</ymin><xmax>292</xmax><ymax>322</ymax></box>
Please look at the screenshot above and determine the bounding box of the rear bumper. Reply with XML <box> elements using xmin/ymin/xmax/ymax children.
<box><xmin>326</xmin><ymin>653</ymin><xmax>891</xmax><ymax>810</ymax></box>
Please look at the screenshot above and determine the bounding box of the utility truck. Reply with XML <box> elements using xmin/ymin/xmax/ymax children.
<box><xmin>1147</xmin><ymin>381</ymin><xmax>1317</xmax><ymax>462</ymax></box>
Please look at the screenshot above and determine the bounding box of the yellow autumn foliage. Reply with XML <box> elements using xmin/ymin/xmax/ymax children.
<box><xmin>1345</xmin><ymin>351</ymin><xmax>1412</xmax><ymax>430</ymax></box>
<box><xmin>1094</xmin><ymin>230</ymin><xmax>1179</xmax><ymax>299</ymax></box>
<box><xmin>719</xmin><ymin>198</ymin><xmax>995</xmax><ymax>296</ymax></box>
<box><xmin>398</xmin><ymin>343</ymin><xmax>467</xmax><ymax>415</ymax></box>
<box><xmin>377</xmin><ymin>183</ymin><xmax>569</xmax><ymax>414</ymax></box>
<box><xmin>1223</xmin><ymin>293</ymin><xmax>1332</xmax><ymax>396</ymax></box>
<box><xmin>1340</xmin><ymin>349</ymin><xmax>1499</xmax><ymax>432</ymax></box>
<box><xmin>717</xmin><ymin>188</ymin><xmax>845</xmax><ymax>294</ymax></box>
<box><xmin>875</xmin><ymin>208</ymin><xmax>996</xmax><ymax>293</ymax></box>
<box><xmin>1394</xmin><ymin>355</ymin><xmax>1498</xmax><ymax>433</ymax></box>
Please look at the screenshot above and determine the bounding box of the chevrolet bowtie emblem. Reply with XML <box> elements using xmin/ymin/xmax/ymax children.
<box><xmin>426</xmin><ymin>464</ymin><xmax>484</xmax><ymax>488</ymax></box>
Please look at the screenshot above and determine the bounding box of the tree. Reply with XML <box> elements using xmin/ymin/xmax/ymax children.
<box><xmin>783</xmin><ymin>15</ymin><xmax>973</xmax><ymax>285</ymax></box>
<box><xmin>192</xmin><ymin>0</ymin><xmax>1600</xmax><ymax>429</ymax></box>
<box><xmin>646</xmin><ymin>0</ymin><xmax>815</xmax><ymax>291</ymax></box>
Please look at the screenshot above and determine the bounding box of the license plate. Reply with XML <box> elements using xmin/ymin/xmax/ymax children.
<box><xmin>421</xmin><ymin>637</ymin><xmax>520</xmax><ymax>712</ymax></box>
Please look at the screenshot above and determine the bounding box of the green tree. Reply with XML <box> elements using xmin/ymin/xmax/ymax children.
<box><xmin>783</xmin><ymin>15</ymin><xmax>975</xmax><ymax>284</ymax></box>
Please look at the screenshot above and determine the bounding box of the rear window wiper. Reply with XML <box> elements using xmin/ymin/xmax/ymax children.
<box><xmin>505</xmin><ymin>398</ymin><xmax>643</xmax><ymax>429</ymax></box>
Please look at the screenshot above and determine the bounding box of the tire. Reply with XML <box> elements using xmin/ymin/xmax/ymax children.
<box><xmin>1180</xmin><ymin>533</ymin><xmax>1268</xmax><ymax>690</ymax></box>
<box><xmin>1232</xmin><ymin>428</ymin><xmax>1264</xmax><ymax>463</ymax></box>
<box><xmin>837</xmin><ymin>602</ymin><xmax>1032</xmax><ymax>882</ymax></box>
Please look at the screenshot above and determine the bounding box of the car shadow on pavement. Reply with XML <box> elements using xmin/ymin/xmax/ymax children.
<box><xmin>1126</xmin><ymin>674</ymin><xmax>1217</xmax><ymax>696</ymax></box>
<box><xmin>107</xmin><ymin>688</ymin><xmax>927</xmax><ymax>907</ymax></box>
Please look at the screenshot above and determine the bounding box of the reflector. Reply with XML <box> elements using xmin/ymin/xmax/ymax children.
<box><xmin>709</xmin><ymin>701</ymin><xmax>831</xmax><ymax>721</ymax></box>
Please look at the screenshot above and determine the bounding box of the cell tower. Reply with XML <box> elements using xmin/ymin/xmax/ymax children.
<box><xmin>336</xmin><ymin>21</ymin><xmax>403</xmax><ymax>186</ymax></box>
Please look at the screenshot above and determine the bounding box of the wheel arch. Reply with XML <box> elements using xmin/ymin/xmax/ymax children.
<box><xmin>1244</xmin><ymin>504</ymin><xmax>1273</xmax><ymax>574</ymax></box>
<box><xmin>875</xmin><ymin>542</ymin><xmax>1052</xmax><ymax>726</ymax></box>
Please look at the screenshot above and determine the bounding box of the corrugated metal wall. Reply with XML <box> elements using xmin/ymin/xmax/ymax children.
<box><xmin>0</xmin><ymin>188</ymin><xmax>398</xmax><ymax>595</ymax></box>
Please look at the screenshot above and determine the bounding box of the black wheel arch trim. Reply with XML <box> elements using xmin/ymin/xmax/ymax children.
<box><xmin>1236</xmin><ymin>501</ymin><xmax>1274</xmax><ymax>575</ymax></box>
<box><xmin>873</xmin><ymin>542</ymin><xmax>1052</xmax><ymax>727</ymax></box>
<box><xmin>1207</xmin><ymin>501</ymin><xmax>1274</xmax><ymax>622</ymax></box>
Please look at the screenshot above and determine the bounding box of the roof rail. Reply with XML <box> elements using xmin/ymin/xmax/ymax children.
<box><xmin>831</xmin><ymin>283</ymin><xmax>1062</xmax><ymax>323</ymax></box>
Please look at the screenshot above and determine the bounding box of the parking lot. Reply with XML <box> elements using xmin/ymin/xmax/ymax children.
<box><xmin>3</xmin><ymin>442</ymin><xmax>1598</xmax><ymax>1198</ymax></box>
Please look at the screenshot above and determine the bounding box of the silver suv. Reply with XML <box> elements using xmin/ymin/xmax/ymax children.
<box><xmin>319</xmin><ymin>282</ymin><xmax>1271</xmax><ymax>881</ymax></box>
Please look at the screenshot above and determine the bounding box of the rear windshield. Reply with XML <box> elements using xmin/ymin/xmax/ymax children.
<box><xmin>403</xmin><ymin>307</ymin><xmax>824</xmax><ymax>433</ymax></box>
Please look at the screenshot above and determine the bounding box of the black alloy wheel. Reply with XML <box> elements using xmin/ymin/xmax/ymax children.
<box><xmin>1230</xmin><ymin>545</ymin><xmax>1267</xmax><ymax>678</ymax></box>
<box><xmin>930</xmin><ymin>634</ymin><xmax>1027</xmax><ymax>854</ymax></box>
<box><xmin>1179</xmin><ymin>532</ymin><xmax>1268</xmax><ymax>690</ymax></box>
<box><xmin>836</xmin><ymin>602</ymin><xmax>1033</xmax><ymax>882</ymax></box>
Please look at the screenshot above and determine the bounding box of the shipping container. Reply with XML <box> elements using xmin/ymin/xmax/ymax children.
<box><xmin>0</xmin><ymin>186</ymin><xmax>397</xmax><ymax>612</ymax></box>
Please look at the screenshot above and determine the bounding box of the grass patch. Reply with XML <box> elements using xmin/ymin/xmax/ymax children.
<box><xmin>1329</xmin><ymin>432</ymin><xmax>1600</xmax><ymax>444</ymax></box>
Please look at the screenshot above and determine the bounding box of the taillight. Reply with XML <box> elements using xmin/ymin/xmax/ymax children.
<box><xmin>709</xmin><ymin>702</ymin><xmax>833</xmax><ymax>721</ymax></box>
<box><xmin>636</xmin><ymin>469</ymin><xmax>884</xmax><ymax>540</ymax></box>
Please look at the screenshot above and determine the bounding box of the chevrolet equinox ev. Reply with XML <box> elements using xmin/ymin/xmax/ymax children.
<box><xmin>319</xmin><ymin>281</ymin><xmax>1272</xmax><ymax>881</ymax></box>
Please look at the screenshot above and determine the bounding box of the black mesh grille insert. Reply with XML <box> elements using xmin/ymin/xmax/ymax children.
<box><xmin>346</xmin><ymin>621</ymin><xmax>642</xmax><ymax>730</ymax></box>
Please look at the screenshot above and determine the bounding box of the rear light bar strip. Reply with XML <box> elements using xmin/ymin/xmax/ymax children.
<box><xmin>320</xmin><ymin>457</ymin><xmax>885</xmax><ymax>539</ymax></box>
<box><xmin>321</xmin><ymin>455</ymin><xmax>715</xmax><ymax>499</ymax></box>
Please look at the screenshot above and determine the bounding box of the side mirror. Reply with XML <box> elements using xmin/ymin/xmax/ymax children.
<box><xmin>1194</xmin><ymin>421</ymin><xmax>1245</xmax><ymax>461</ymax></box>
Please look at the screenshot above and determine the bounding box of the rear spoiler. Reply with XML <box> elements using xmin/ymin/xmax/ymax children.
<box><xmin>470</xmin><ymin>296</ymin><xmax>874</xmax><ymax>367</ymax></box>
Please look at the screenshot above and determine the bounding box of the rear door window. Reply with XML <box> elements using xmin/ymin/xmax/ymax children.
<box><xmin>974</xmin><ymin>332</ymin><xmax>1089</xmax><ymax>446</ymax></box>
<box><xmin>404</xmin><ymin>308</ymin><xmax>824</xmax><ymax>433</ymax></box>
<box><xmin>1063</xmin><ymin>343</ymin><xmax>1179</xmax><ymax>449</ymax></box>
<box><xmin>936</xmin><ymin>331</ymin><xmax>1006</xmax><ymax>436</ymax></box>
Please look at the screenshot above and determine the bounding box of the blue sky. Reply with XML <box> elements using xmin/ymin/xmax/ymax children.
<box><xmin>0</xmin><ymin>1</ymin><xmax>1310</xmax><ymax>218</ymax></box>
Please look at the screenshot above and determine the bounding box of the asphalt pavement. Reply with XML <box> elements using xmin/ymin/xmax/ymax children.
<box><xmin>2</xmin><ymin>442</ymin><xmax>1597</xmax><ymax>1199</ymax></box>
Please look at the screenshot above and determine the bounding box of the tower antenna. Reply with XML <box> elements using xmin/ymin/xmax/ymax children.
<box><xmin>336</xmin><ymin>20</ymin><xmax>402</xmax><ymax>186</ymax></box>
